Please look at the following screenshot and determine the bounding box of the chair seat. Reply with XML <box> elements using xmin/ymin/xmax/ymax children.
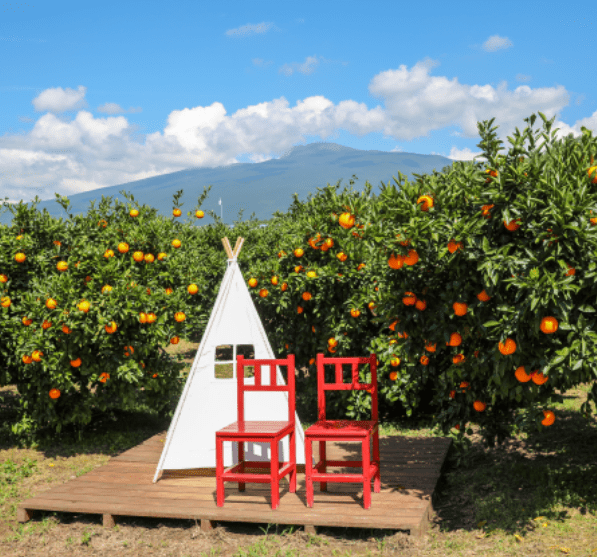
<box><xmin>305</xmin><ymin>420</ymin><xmax>378</xmax><ymax>438</ymax></box>
<box><xmin>216</xmin><ymin>420</ymin><xmax>294</xmax><ymax>439</ymax></box>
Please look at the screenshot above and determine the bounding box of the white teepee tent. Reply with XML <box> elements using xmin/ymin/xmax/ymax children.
<box><xmin>153</xmin><ymin>236</ymin><xmax>309</xmax><ymax>483</ymax></box>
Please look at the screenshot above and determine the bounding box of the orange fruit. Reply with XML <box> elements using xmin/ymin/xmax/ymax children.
<box><xmin>515</xmin><ymin>366</ymin><xmax>531</xmax><ymax>382</ymax></box>
<box><xmin>338</xmin><ymin>212</ymin><xmax>355</xmax><ymax>229</ymax></box>
<box><xmin>447</xmin><ymin>240</ymin><xmax>463</xmax><ymax>254</ymax></box>
<box><xmin>174</xmin><ymin>312</ymin><xmax>186</xmax><ymax>322</ymax></box>
<box><xmin>248</xmin><ymin>278</ymin><xmax>258</xmax><ymax>288</ymax></box>
<box><xmin>415</xmin><ymin>299</ymin><xmax>427</xmax><ymax>311</ymax></box>
<box><xmin>337</xmin><ymin>252</ymin><xmax>348</xmax><ymax>262</ymax></box>
<box><xmin>187</xmin><ymin>284</ymin><xmax>198</xmax><ymax>295</ymax></box>
<box><xmin>540</xmin><ymin>316</ymin><xmax>558</xmax><ymax>334</ymax></box>
<box><xmin>46</xmin><ymin>298</ymin><xmax>58</xmax><ymax>309</ymax></box>
<box><xmin>22</xmin><ymin>354</ymin><xmax>33</xmax><ymax>364</ymax></box>
<box><xmin>1</xmin><ymin>296</ymin><xmax>11</xmax><ymax>308</ymax></box>
<box><xmin>62</xmin><ymin>325</ymin><xmax>72</xmax><ymax>334</ymax></box>
<box><xmin>420</xmin><ymin>355</ymin><xmax>430</xmax><ymax>366</ymax></box>
<box><xmin>102</xmin><ymin>285</ymin><xmax>112</xmax><ymax>294</ymax></box>
<box><xmin>541</xmin><ymin>410</ymin><xmax>555</xmax><ymax>426</ymax></box>
<box><xmin>146</xmin><ymin>313</ymin><xmax>156</xmax><ymax>323</ymax></box>
<box><xmin>498</xmin><ymin>338</ymin><xmax>516</xmax><ymax>355</ymax></box>
<box><xmin>104</xmin><ymin>249</ymin><xmax>115</xmax><ymax>258</ymax></box>
<box><xmin>449</xmin><ymin>390</ymin><xmax>456</xmax><ymax>399</ymax></box>
<box><xmin>15</xmin><ymin>252</ymin><xmax>26</xmax><ymax>263</ymax></box>
<box><xmin>588</xmin><ymin>165</ymin><xmax>597</xmax><ymax>184</ymax></box>
<box><xmin>403</xmin><ymin>292</ymin><xmax>417</xmax><ymax>306</ymax></box>
<box><xmin>294</xmin><ymin>248</ymin><xmax>304</xmax><ymax>257</ymax></box>
<box><xmin>195</xmin><ymin>210</ymin><xmax>204</xmax><ymax>218</ymax></box>
<box><xmin>307</xmin><ymin>270</ymin><xmax>317</xmax><ymax>278</ymax></box>
<box><xmin>133</xmin><ymin>251</ymin><xmax>144</xmax><ymax>262</ymax></box>
<box><xmin>328</xmin><ymin>338</ymin><xmax>338</xmax><ymax>347</ymax></box>
<box><xmin>49</xmin><ymin>388</ymin><xmax>61</xmax><ymax>399</ymax></box>
<box><xmin>281</xmin><ymin>283</ymin><xmax>288</xmax><ymax>292</ymax></box>
<box><xmin>388</xmin><ymin>254</ymin><xmax>404</xmax><ymax>269</ymax></box>
<box><xmin>452</xmin><ymin>354</ymin><xmax>466</xmax><ymax>365</ymax></box>
<box><xmin>417</xmin><ymin>194</ymin><xmax>434</xmax><ymax>211</ymax></box>
<box><xmin>271</xmin><ymin>276</ymin><xmax>279</xmax><ymax>285</ymax></box>
<box><xmin>99</xmin><ymin>372</ymin><xmax>110</xmax><ymax>383</ymax></box>
<box><xmin>477</xmin><ymin>290</ymin><xmax>490</xmax><ymax>302</ymax></box>
<box><xmin>118</xmin><ymin>242</ymin><xmax>129</xmax><ymax>253</ymax></box>
<box><xmin>504</xmin><ymin>219</ymin><xmax>522</xmax><ymax>231</ymax></box>
<box><xmin>0</xmin><ymin>274</ymin><xmax>7</xmax><ymax>283</ymax></box>
<box><xmin>78</xmin><ymin>300</ymin><xmax>90</xmax><ymax>313</ymax></box>
<box><xmin>389</xmin><ymin>371</ymin><xmax>398</xmax><ymax>381</ymax></box>
<box><xmin>403</xmin><ymin>249</ymin><xmax>419</xmax><ymax>265</ymax></box>
<box><xmin>453</xmin><ymin>302</ymin><xmax>468</xmax><ymax>316</ymax></box>
<box><xmin>42</xmin><ymin>320</ymin><xmax>52</xmax><ymax>330</ymax></box>
<box><xmin>172</xmin><ymin>239</ymin><xmax>181</xmax><ymax>248</ymax></box>
<box><xmin>33</xmin><ymin>349</ymin><xmax>45</xmax><ymax>360</ymax></box>
<box><xmin>350</xmin><ymin>308</ymin><xmax>361</xmax><ymax>318</ymax></box>
<box><xmin>124</xmin><ymin>345</ymin><xmax>134</xmax><ymax>356</ymax></box>
<box><xmin>130</xmin><ymin>209</ymin><xmax>139</xmax><ymax>217</ymax></box>
<box><xmin>105</xmin><ymin>321</ymin><xmax>117</xmax><ymax>334</ymax></box>
<box><xmin>139</xmin><ymin>312</ymin><xmax>148</xmax><ymax>323</ymax></box>
<box><xmin>473</xmin><ymin>401</ymin><xmax>486</xmax><ymax>412</ymax></box>
<box><xmin>170</xmin><ymin>336</ymin><xmax>180</xmax><ymax>344</ymax></box>
<box><xmin>71</xmin><ymin>357</ymin><xmax>82</xmax><ymax>367</ymax></box>
<box><xmin>447</xmin><ymin>332</ymin><xmax>462</xmax><ymax>347</ymax></box>
<box><xmin>173</xmin><ymin>208</ymin><xmax>182</xmax><ymax>217</ymax></box>
<box><xmin>424</xmin><ymin>342</ymin><xmax>437</xmax><ymax>353</ymax></box>
<box><xmin>56</xmin><ymin>261</ymin><xmax>68</xmax><ymax>272</ymax></box>
<box><xmin>302</xmin><ymin>292</ymin><xmax>312</xmax><ymax>301</ymax></box>
<box><xmin>259</xmin><ymin>288</ymin><xmax>268</xmax><ymax>298</ymax></box>
<box><xmin>390</xmin><ymin>357</ymin><xmax>400</xmax><ymax>367</ymax></box>
<box><xmin>531</xmin><ymin>371</ymin><xmax>548</xmax><ymax>385</ymax></box>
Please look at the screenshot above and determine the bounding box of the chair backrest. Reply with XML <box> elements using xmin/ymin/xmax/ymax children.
<box><xmin>236</xmin><ymin>354</ymin><xmax>295</xmax><ymax>425</ymax></box>
<box><xmin>315</xmin><ymin>353</ymin><xmax>377</xmax><ymax>422</ymax></box>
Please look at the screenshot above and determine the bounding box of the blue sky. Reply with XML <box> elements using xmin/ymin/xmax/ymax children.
<box><xmin>1</xmin><ymin>0</ymin><xmax>595</xmax><ymax>207</ymax></box>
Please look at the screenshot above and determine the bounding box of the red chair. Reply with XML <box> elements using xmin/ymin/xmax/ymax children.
<box><xmin>304</xmin><ymin>353</ymin><xmax>380</xmax><ymax>509</ymax></box>
<box><xmin>215</xmin><ymin>354</ymin><xmax>297</xmax><ymax>509</ymax></box>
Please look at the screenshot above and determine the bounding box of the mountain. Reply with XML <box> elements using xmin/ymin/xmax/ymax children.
<box><xmin>0</xmin><ymin>142</ymin><xmax>462</xmax><ymax>228</ymax></box>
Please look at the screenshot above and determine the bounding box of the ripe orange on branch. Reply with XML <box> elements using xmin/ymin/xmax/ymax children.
<box><xmin>498</xmin><ymin>338</ymin><xmax>517</xmax><ymax>355</ymax></box>
<box><xmin>540</xmin><ymin>316</ymin><xmax>558</xmax><ymax>334</ymax></box>
<box><xmin>338</xmin><ymin>212</ymin><xmax>355</xmax><ymax>229</ymax></box>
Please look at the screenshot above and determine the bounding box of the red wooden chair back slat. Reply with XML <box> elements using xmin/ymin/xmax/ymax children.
<box><xmin>236</xmin><ymin>354</ymin><xmax>295</xmax><ymax>426</ymax></box>
<box><xmin>315</xmin><ymin>352</ymin><xmax>377</xmax><ymax>421</ymax></box>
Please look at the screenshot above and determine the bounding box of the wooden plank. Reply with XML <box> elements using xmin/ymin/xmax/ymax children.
<box><xmin>27</xmin><ymin>487</ymin><xmax>430</xmax><ymax>514</ymax></box>
<box><xmin>103</xmin><ymin>513</ymin><xmax>115</xmax><ymax>528</ymax></box>
<box><xmin>17</xmin><ymin>499</ymin><xmax>421</xmax><ymax>531</ymax></box>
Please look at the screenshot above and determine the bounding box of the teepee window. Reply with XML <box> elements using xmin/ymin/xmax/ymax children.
<box><xmin>214</xmin><ymin>344</ymin><xmax>255</xmax><ymax>379</ymax></box>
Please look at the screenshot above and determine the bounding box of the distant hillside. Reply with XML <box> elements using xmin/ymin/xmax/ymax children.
<box><xmin>0</xmin><ymin>142</ymin><xmax>462</xmax><ymax>228</ymax></box>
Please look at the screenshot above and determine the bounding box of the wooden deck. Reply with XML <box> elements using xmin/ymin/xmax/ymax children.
<box><xmin>17</xmin><ymin>432</ymin><xmax>452</xmax><ymax>538</ymax></box>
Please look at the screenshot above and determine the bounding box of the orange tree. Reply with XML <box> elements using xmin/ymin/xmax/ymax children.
<box><xmin>244</xmin><ymin>112</ymin><xmax>597</xmax><ymax>460</ymax></box>
<box><xmin>0</xmin><ymin>186</ymin><xmax>266</xmax><ymax>443</ymax></box>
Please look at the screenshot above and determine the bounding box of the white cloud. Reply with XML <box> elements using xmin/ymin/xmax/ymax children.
<box><xmin>482</xmin><ymin>35</ymin><xmax>514</xmax><ymax>52</ymax></box>
<box><xmin>1</xmin><ymin>53</ymin><xmax>596</xmax><ymax>206</ymax></box>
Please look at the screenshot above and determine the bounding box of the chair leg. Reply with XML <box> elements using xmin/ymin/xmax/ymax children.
<box><xmin>362</xmin><ymin>437</ymin><xmax>371</xmax><ymax>509</ymax></box>
<box><xmin>270</xmin><ymin>439</ymin><xmax>279</xmax><ymax>509</ymax></box>
<box><xmin>305</xmin><ymin>438</ymin><xmax>314</xmax><ymax>508</ymax></box>
<box><xmin>238</xmin><ymin>441</ymin><xmax>245</xmax><ymax>492</ymax></box>
<box><xmin>289</xmin><ymin>429</ymin><xmax>296</xmax><ymax>493</ymax></box>
<box><xmin>319</xmin><ymin>440</ymin><xmax>327</xmax><ymax>492</ymax></box>
<box><xmin>373</xmin><ymin>429</ymin><xmax>381</xmax><ymax>493</ymax></box>
<box><xmin>216</xmin><ymin>436</ymin><xmax>225</xmax><ymax>507</ymax></box>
